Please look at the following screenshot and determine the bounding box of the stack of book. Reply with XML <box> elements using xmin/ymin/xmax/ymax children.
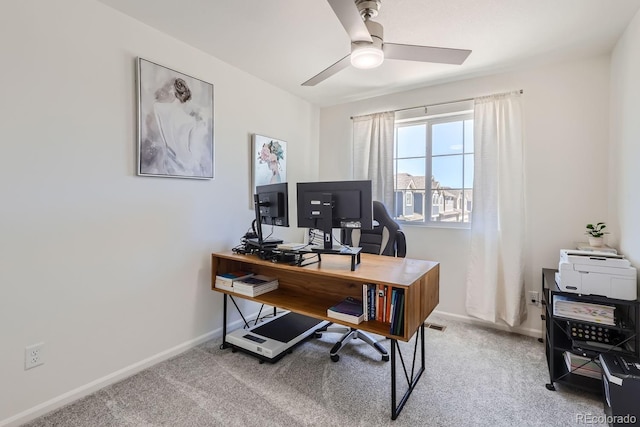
<box><xmin>563</xmin><ymin>351</ymin><xmax>601</xmax><ymax>379</ymax></box>
<box><xmin>214</xmin><ymin>271</ymin><xmax>254</xmax><ymax>292</ymax></box>
<box><xmin>327</xmin><ymin>296</ymin><xmax>364</xmax><ymax>324</ymax></box>
<box><xmin>553</xmin><ymin>295</ymin><xmax>615</xmax><ymax>326</ymax></box>
<box><xmin>362</xmin><ymin>284</ymin><xmax>405</xmax><ymax>334</ymax></box>
<box><xmin>233</xmin><ymin>274</ymin><xmax>279</xmax><ymax>297</ymax></box>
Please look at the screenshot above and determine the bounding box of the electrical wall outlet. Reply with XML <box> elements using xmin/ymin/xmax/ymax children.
<box><xmin>25</xmin><ymin>342</ymin><xmax>44</xmax><ymax>370</ymax></box>
<box><xmin>528</xmin><ymin>291</ymin><xmax>540</xmax><ymax>306</ymax></box>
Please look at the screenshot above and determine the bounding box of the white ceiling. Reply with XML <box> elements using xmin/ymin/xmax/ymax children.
<box><xmin>98</xmin><ymin>0</ymin><xmax>640</xmax><ymax>107</ymax></box>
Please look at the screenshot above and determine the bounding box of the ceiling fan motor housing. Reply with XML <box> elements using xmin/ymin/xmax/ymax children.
<box><xmin>351</xmin><ymin>19</ymin><xmax>384</xmax><ymax>69</ymax></box>
<box><xmin>356</xmin><ymin>0</ymin><xmax>381</xmax><ymax>19</ymax></box>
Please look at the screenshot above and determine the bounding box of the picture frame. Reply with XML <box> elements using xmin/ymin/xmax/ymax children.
<box><xmin>251</xmin><ymin>134</ymin><xmax>287</xmax><ymax>192</ymax></box>
<box><xmin>137</xmin><ymin>57</ymin><xmax>214</xmax><ymax>179</ymax></box>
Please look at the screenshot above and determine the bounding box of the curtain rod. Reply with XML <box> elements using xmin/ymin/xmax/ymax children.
<box><xmin>351</xmin><ymin>89</ymin><xmax>524</xmax><ymax>119</ymax></box>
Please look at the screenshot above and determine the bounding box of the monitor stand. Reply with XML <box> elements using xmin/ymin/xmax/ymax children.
<box><xmin>225</xmin><ymin>311</ymin><xmax>328</xmax><ymax>363</ymax></box>
<box><xmin>310</xmin><ymin>245</ymin><xmax>359</xmax><ymax>255</ymax></box>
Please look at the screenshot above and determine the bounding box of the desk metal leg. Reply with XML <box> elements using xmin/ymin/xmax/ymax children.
<box><xmin>390</xmin><ymin>324</ymin><xmax>425</xmax><ymax>420</ymax></box>
<box><xmin>220</xmin><ymin>294</ymin><xmax>230</xmax><ymax>349</ymax></box>
<box><xmin>220</xmin><ymin>294</ymin><xmax>253</xmax><ymax>349</ymax></box>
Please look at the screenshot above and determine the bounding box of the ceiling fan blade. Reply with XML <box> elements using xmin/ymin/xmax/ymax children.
<box><xmin>383</xmin><ymin>43</ymin><xmax>471</xmax><ymax>65</ymax></box>
<box><xmin>302</xmin><ymin>55</ymin><xmax>351</xmax><ymax>86</ymax></box>
<box><xmin>327</xmin><ymin>0</ymin><xmax>373</xmax><ymax>43</ymax></box>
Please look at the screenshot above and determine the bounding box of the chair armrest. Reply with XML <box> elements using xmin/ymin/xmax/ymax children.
<box><xmin>396</xmin><ymin>231</ymin><xmax>407</xmax><ymax>258</ymax></box>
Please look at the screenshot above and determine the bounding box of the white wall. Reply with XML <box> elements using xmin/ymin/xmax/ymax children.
<box><xmin>0</xmin><ymin>1</ymin><xmax>318</xmax><ymax>424</ymax></box>
<box><xmin>610</xmin><ymin>9</ymin><xmax>640</xmax><ymax>268</ymax></box>
<box><xmin>320</xmin><ymin>56</ymin><xmax>611</xmax><ymax>335</ymax></box>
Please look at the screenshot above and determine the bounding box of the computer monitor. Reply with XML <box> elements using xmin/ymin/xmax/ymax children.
<box><xmin>252</xmin><ymin>182</ymin><xmax>289</xmax><ymax>247</ymax></box>
<box><xmin>296</xmin><ymin>180</ymin><xmax>373</xmax><ymax>250</ymax></box>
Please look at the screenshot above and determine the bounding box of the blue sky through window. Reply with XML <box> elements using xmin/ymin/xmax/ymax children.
<box><xmin>395</xmin><ymin>119</ymin><xmax>473</xmax><ymax>189</ymax></box>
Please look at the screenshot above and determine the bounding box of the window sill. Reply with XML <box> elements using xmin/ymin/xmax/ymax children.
<box><xmin>398</xmin><ymin>221</ymin><xmax>471</xmax><ymax>230</ymax></box>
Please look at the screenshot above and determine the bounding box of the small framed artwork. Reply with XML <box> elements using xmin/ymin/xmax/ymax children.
<box><xmin>252</xmin><ymin>134</ymin><xmax>287</xmax><ymax>191</ymax></box>
<box><xmin>137</xmin><ymin>57</ymin><xmax>214</xmax><ymax>179</ymax></box>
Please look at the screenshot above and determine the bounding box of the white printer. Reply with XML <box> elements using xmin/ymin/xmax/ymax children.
<box><xmin>558</xmin><ymin>249</ymin><xmax>638</xmax><ymax>300</ymax></box>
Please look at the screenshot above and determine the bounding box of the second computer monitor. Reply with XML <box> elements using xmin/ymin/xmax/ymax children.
<box><xmin>255</xmin><ymin>182</ymin><xmax>289</xmax><ymax>227</ymax></box>
<box><xmin>296</xmin><ymin>180</ymin><xmax>373</xmax><ymax>249</ymax></box>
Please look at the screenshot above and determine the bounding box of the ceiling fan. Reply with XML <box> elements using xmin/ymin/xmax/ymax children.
<box><xmin>302</xmin><ymin>0</ymin><xmax>472</xmax><ymax>86</ymax></box>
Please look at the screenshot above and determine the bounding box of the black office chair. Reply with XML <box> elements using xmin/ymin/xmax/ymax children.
<box><xmin>317</xmin><ymin>201</ymin><xmax>406</xmax><ymax>362</ymax></box>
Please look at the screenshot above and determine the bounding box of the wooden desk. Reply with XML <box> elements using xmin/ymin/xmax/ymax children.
<box><xmin>211</xmin><ymin>251</ymin><xmax>440</xmax><ymax>419</ymax></box>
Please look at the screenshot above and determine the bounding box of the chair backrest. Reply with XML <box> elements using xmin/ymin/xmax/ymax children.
<box><xmin>342</xmin><ymin>201</ymin><xmax>406</xmax><ymax>258</ymax></box>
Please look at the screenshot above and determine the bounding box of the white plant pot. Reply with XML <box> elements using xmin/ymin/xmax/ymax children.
<box><xmin>588</xmin><ymin>236</ymin><xmax>604</xmax><ymax>247</ymax></box>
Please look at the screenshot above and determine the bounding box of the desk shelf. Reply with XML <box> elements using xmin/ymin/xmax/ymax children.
<box><xmin>212</xmin><ymin>251</ymin><xmax>440</xmax><ymax>342</ymax></box>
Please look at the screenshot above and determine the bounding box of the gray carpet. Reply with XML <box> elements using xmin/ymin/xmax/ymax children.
<box><xmin>24</xmin><ymin>314</ymin><xmax>607</xmax><ymax>427</ymax></box>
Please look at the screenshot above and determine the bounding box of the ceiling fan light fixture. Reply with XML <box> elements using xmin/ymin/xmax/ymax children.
<box><xmin>351</xmin><ymin>43</ymin><xmax>384</xmax><ymax>69</ymax></box>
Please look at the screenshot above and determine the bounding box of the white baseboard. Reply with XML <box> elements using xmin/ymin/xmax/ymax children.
<box><xmin>430</xmin><ymin>310</ymin><xmax>543</xmax><ymax>338</ymax></box>
<box><xmin>0</xmin><ymin>315</ymin><xmax>254</xmax><ymax>427</ymax></box>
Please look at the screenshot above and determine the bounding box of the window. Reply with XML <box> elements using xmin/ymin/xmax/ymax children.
<box><xmin>393</xmin><ymin>110</ymin><xmax>474</xmax><ymax>226</ymax></box>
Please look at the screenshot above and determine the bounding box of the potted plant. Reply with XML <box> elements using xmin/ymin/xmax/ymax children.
<box><xmin>586</xmin><ymin>222</ymin><xmax>608</xmax><ymax>247</ymax></box>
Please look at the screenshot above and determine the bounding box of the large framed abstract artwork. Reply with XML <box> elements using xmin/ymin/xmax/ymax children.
<box><xmin>137</xmin><ymin>58</ymin><xmax>214</xmax><ymax>179</ymax></box>
<box><xmin>252</xmin><ymin>134</ymin><xmax>287</xmax><ymax>192</ymax></box>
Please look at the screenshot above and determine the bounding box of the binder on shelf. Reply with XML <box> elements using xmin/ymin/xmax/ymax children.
<box><xmin>390</xmin><ymin>289</ymin><xmax>405</xmax><ymax>335</ymax></box>
<box><xmin>215</xmin><ymin>270</ymin><xmax>254</xmax><ymax>291</ymax></box>
<box><xmin>396</xmin><ymin>293</ymin><xmax>405</xmax><ymax>335</ymax></box>
<box><xmin>327</xmin><ymin>296</ymin><xmax>364</xmax><ymax>324</ymax></box>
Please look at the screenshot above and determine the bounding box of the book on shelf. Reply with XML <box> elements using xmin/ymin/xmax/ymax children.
<box><xmin>377</xmin><ymin>285</ymin><xmax>384</xmax><ymax>322</ymax></box>
<box><xmin>366</xmin><ymin>284</ymin><xmax>376</xmax><ymax>321</ymax></box>
<box><xmin>327</xmin><ymin>296</ymin><xmax>364</xmax><ymax>324</ymax></box>
<box><xmin>362</xmin><ymin>284</ymin><xmax>369</xmax><ymax>321</ymax></box>
<box><xmin>214</xmin><ymin>270</ymin><xmax>254</xmax><ymax>291</ymax></box>
<box><xmin>384</xmin><ymin>286</ymin><xmax>392</xmax><ymax>323</ymax></box>
<box><xmin>390</xmin><ymin>289</ymin><xmax>405</xmax><ymax>335</ymax></box>
<box><xmin>388</xmin><ymin>289</ymin><xmax>397</xmax><ymax>328</ymax></box>
<box><xmin>232</xmin><ymin>274</ymin><xmax>279</xmax><ymax>297</ymax></box>
<box><xmin>553</xmin><ymin>295</ymin><xmax>615</xmax><ymax>326</ymax></box>
<box><xmin>563</xmin><ymin>351</ymin><xmax>601</xmax><ymax>379</ymax></box>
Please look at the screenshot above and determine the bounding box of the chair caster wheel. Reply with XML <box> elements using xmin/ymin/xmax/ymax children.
<box><xmin>382</xmin><ymin>355</ymin><xmax>390</xmax><ymax>362</ymax></box>
<box><xmin>330</xmin><ymin>354</ymin><xmax>340</xmax><ymax>362</ymax></box>
<box><xmin>314</xmin><ymin>332</ymin><xmax>322</xmax><ymax>338</ymax></box>
<box><xmin>231</xmin><ymin>348</ymin><xmax>237</xmax><ymax>353</ymax></box>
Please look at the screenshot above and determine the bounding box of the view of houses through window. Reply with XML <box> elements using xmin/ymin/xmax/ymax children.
<box><xmin>393</xmin><ymin>111</ymin><xmax>474</xmax><ymax>226</ymax></box>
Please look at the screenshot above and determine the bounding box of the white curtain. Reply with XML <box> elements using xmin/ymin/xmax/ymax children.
<box><xmin>352</xmin><ymin>112</ymin><xmax>395</xmax><ymax>207</ymax></box>
<box><xmin>465</xmin><ymin>91</ymin><xmax>526</xmax><ymax>327</ymax></box>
